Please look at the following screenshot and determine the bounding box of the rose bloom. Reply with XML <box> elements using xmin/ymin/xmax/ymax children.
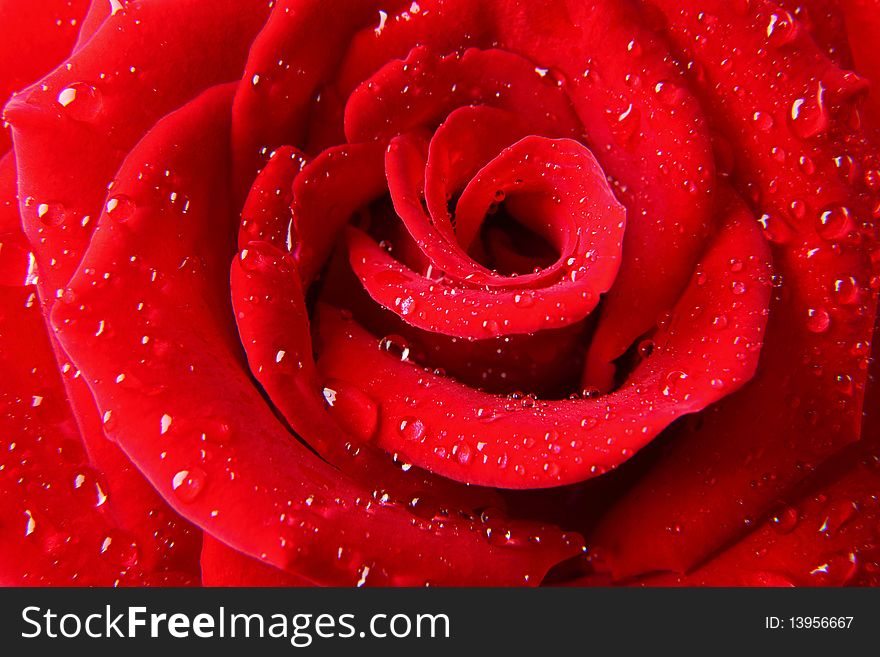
<box><xmin>0</xmin><ymin>0</ymin><xmax>878</xmax><ymax>587</ymax></box>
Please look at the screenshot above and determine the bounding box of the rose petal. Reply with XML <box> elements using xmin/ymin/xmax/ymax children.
<box><xmin>336</xmin><ymin>0</ymin><xmax>485</xmax><ymax>97</ymax></box>
<box><xmin>290</xmin><ymin>142</ymin><xmax>387</xmax><ymax>284</ymax></box>
<box><xmin>319</xmin><ymin>196</ymin><xmax>771</xmax><ymax>488</ymax></box>
<box><xmin>489</xmin><ymin>1</ymin><xmax>716</xmax><ymax>391</ymax></box>
<box><xmin>344</xmin><ymin>46</ymin><xmax>583</xmax><ymax>145</ymax></box>
<box><xmin>576</xmin><ymin>438</ymin><xmax>880</xmax><ymax>586</ymax></box>
<box><xmin>5</xmin><ymin>0</ymin><xmax>271</xmax><ymax>300</ymax></box>
<box><xmin>590</xmin><ymin>0</ymin><xmax>879</xmax><ymax>578</ymax></box>
<box><xmin>201</xmin><ymin>536</ymin><xmax>313</xmax><ymax>587</ymax></box>
<box><xmin>841</xmin><ymin>0</ymin><xmax>880</xmax><ymax>121</ymax></box>
<box><xmin>54</xmin><ymin>83</ymin><xmax>583</xmax><ymax>585</ymax></box>
<box><xmin>230</xmin><ymin>240</ymin><xmax>504</xmax><ymax>512</ymax></box>
<box><xmin>352</xmin><ymin>135</ymin><xmax>625</xmax><ymax>338</ymax></box>
<box><xmin>238</xmin><ymin>146</ymin><xmax>309</xmax><ymax>251</ymax></box>
<box><xmin>232</xmin><ymin>0</ymin><xmax>388</xmax><ymax>191</ymax></box>
<box><xmin>0</xmin><ymin>283</ymin><xmax>199</xmax><ymax>586</ymax></box>
<box><xmin>0</xmin><ymin>0</ymin><xmax>90</xmax><ymax>154</ymax></box>
<box><xmin>0</xmin><ymin>154</ymin><xmax>30</xmax><ymax>286</ymax></box>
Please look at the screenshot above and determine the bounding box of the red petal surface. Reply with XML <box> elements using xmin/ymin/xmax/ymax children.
<box><xmin>238</xmin><ymin>146</ymin><xmax>309</xmax><ymax>251</ymax></box>
<box><xmin>841</xmin><ymin>0</ymin><xmax>880</xmax><ymax>121</ymax></box>
<box><xmin>0</xmin><ymin>278</ymin><xmax>200</xmax><ymax>586</ymax></box>
<box><xmin>319</xmin><ymin>198</ymin><xmax>771</xmax><ymax>488</ymax></box>
<box><xmin>53</xmin><ymin>83</ymin><xmax>582</xmax><ymax>585</ymax></box>
<box><xmin>345</xmin><ymin>46</ymin><xmax>582</xmax><ymax>145</ymax></box>
<box><xmin>590</xmin><ymin>0</ymin><xmax>880</xmax><ymax>578</ymax></box>
<box><xmin>201</xmin><ymin>536</ymin><xmax>312</xmax><ymax>587</ymax></box>
<box><xmin>231</xmin><ymin>0</ymin><xmax>387</xmax><ymax>190</ymax></box>
<box><xmin>489</xmin><ymin>0</ymin><xmax>716</xmax><ymax>391</ymax></box>
<box><xmin>230</xmin><ymin>240</ymin><xmax>504</xmax><ymax>512</ymax></box>
<box><xmin>290</xmin><ymin>142</ymin><xmax>387</xmax><ymax>284</ymax></box>
<box><xmin>352</xmin><ymin>136</ymin><xmax>625</xmax><ymax>338</ymax></box>
<box><xmin>0</xmin><ymin>0</ymin><xmax>90</xmax><ymax>154</ymax></box>
<box><xmin>0</xmin><ymin>153</ymin><xmax>30</xmax><ymax>286</ymax></box>
<box><xmin>5</xmin><ymin>0</ymin><xmax>271</xmax><ymax>301</ymax></box>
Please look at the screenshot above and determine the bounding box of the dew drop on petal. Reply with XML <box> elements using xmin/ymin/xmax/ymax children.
<box><xmin>752</xmin><ymin>111</ymin><xmax>774</xmax><ymax>132</ymax></box>
<box><xmin>806</xmin><ymin>307</ymin><xmax>831</xmax><ymax>333</ymax></box>
<box><xmin>816</xmin><ymin>204</ymin><xmax>853</xmax><ymax>241</ymax></box>
<box><xmin>789</xmin><ymin>83</ymin><xmax>828</xmax><ymax>139</ymax></box>
<box><xmin>398</xmin><ymin>417</ymin><xmax>427</xmax><ymax>442</ymax></box>
<box><xmin>832</xmin><ymin>276</ymin><xmax>860</xmax><ymax>305</ymax></box>
<box><xmin>172</xmin><ymin>467</ymin><xmax>207</xmax><ymax>503</ymax></box>
<box><xmin>106</xmin><ymin>195</ymin><xmax>135</xmax><ymax>221</ymax></box>
<box><xmin>765</xmin><ymin>10</ymin><xmax>799</xmax><ymax>48</ymax></box>
<box><xmin>24</xmin><ymin>509</ymin><xmax>36</xmax><ymax>537</ymax></box>
<box><xmin>57</xmin><ymin>82</ymin><xmax>103</xmax><ymax>122</ymax></box>
<box><xmin>771</xmin><ymin>505</ymin><xmax>799</xmax><ymax>534</ymax></box>
<box><xmin>378</xmin><ymin>335</ymin><xmax>411</xmax><ymax>361</ymax></box>
<box><xmin>160</xmin><ymin>413</ymin><xmax>173</xmax><ymax>435</ymax></box>
<box><xmin>36</xmin><ymin>201</ymin><xmax>67</xmax><ymax>228</ymax></box>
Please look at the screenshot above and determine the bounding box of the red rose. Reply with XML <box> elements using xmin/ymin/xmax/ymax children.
<box><xmin>0</xmin><ymin>0</ymin><xmax>877</xmax><ymax>586</ymax></box>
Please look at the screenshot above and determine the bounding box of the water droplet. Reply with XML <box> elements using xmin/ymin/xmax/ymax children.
<box><xmin>608</xmin><ymin>102</ymin><xmax>641</xmax><ymax>146</ymax></box>
<box><xmin>789</xmin><ymin>83</ymin><xmax>828</xmax><ymax>139</ymax></box>
<box><xmin>834</xmin><ymin>373</ymin><xmax>854</xmax><ymax>395</ymax></box>
<box><xmin>239</xmin><ymin>247</ymin><xmax>270</xmax><ymax>272</ymax></box>
<box><xmin>752</xmin><ymin>111</ymin><xmax>774</xmax><ymax>132</ymax></box>
<box><xmin>486</xmin><ymin>525</ymin><xmax>514</xmax><ymax>547</ymax></box>
<box><xmin>398</xmin><ymin>296</ymin><xmax>416</xmax><ymax>316</ymax></box>
<box><xmin>106</xmin><ymin>195</ymin><xmax>135</xmax><ymax>221</ymax></box>
<box><xmin>73</xmin><ymin>468</ymin><xmax>109</xmax><ymax>508</ymax></box>
<box><xmin>637</xmin><ymin>339</ymin><xmax>655</xmax><ymax>358</ymax></box>
<box><xmin>832</xmin><ymin>275</ymin><xmax>860</xmax><ymax>305</ymax></box>
<box><xmin>731</xmin><ymin>281</ymin><xmax>747</xmax><ymax>295</ymax></box>
<box><xmin>482</xmin><ymin>319</ymin><xmax>500</xmax><ymax>333</ymax></box>
<box><xmin>806</xmin><ymin>307</ymin><xmax>831</xmax><ymax>333</ymax></box>
<box><xmin>712</xmin><ymin>313</ymin><xmax>729</xmax><ymax>330</ymax></box>
<box><xmin>799</xmin><ymin>155</ymin><xmax>816</xmax><ymax>174</ymax></box>
<box><xmin>100</xmin><ymin>529</ymin><xmax>139</xmax><ymax>568</ymax></box>
<box><xmin>788</xmin><ymin>198</ymin><xmax>807</xmax><ymax>221</ymax></box>
<box><xmin>160</xmin><ymin>413</ymin><xmax>173</xmax><ymax>435</ymax></box>
<box><xmin>816</xmin><ymin>204</ymin><xmax>853</xmax><ymax>241</ymax></box>
<box><xmin>808</xmin><ymin>551</ymin><xmax>859</xmax><ymax>585</ymax></box>
<box><xmin>36</xmin><ymin>201</ymin><xmax>66</xmax><ymax>227</ymax></box>
<box><xmin>24</xmin><ymin>509</ymin><xmax>36</xmax><ymax>537</ymax></box>
<box><xmin>660</xmin><ymin>370</ymin><xmax>688</xmax><ymax>397</ymax></box>
<box><xmin>513</xmin><ymin>291</ymin><xmax>535</xmax><ymax>307</ymax></box>
<box><xmin>819</xmin><ymin>500</ymin><xmax>858</xmax><ymax>535</ymax></box>
<box><xmin>653</xmin><ymin>80</ymin><xmax>685</xmax><ymax>107</ymax></box>
<box><xmin>398</xmin><ymin>417</ymin><xmax>426</xmax><ymax>442</ymax></box>
<box><xmin>321</xmin><ymin>378</ymin><xmax>378</xmax><ymax>442</ymax></box>
<box><xmin>863</xmin><ymin>167</ymin><xmax>880</xmax><ymax>192</ymax></box>
<box><xmin>580</xmin><ymin>416</ymin><xmax>598</xmax><ymax>429</ymax></box>
<box><xmin>56</xmin><ymin>82</ymin><xmax>102</xmax><ymax>121</ymax></box>
<box><xmin>378</xmin><ymin>335</ymin><xmax>411</xmax><ymax>361</ymax></box>
<box><xmin>172</xmin><ymin>467</ymin><xmax>207</xmax><ymax>503</ymax></box>
<box><xmin>758</xmin><ymin>213</ymin><xmax>794</xmax><ymax>244</ymax></box>
<box><xmin>771</xmin><ymin>505</ymin><xmax>799</xmax><ymax>533</ymax></box>
<box><xmin>201</xmin><ymin>420</ymin><xmax>232</xmax><ymax>445</ymax></box>
<box><xmin>766</xmin><ymin>10</ymin><xmax>799</xmax><ymax>48</ymax></box>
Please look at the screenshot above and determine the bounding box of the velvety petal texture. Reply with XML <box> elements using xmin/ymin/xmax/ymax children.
<box><xmin>0</xmin><ymin>0</ymin><xmax>877</xmax><ymax>587</ymax></box>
